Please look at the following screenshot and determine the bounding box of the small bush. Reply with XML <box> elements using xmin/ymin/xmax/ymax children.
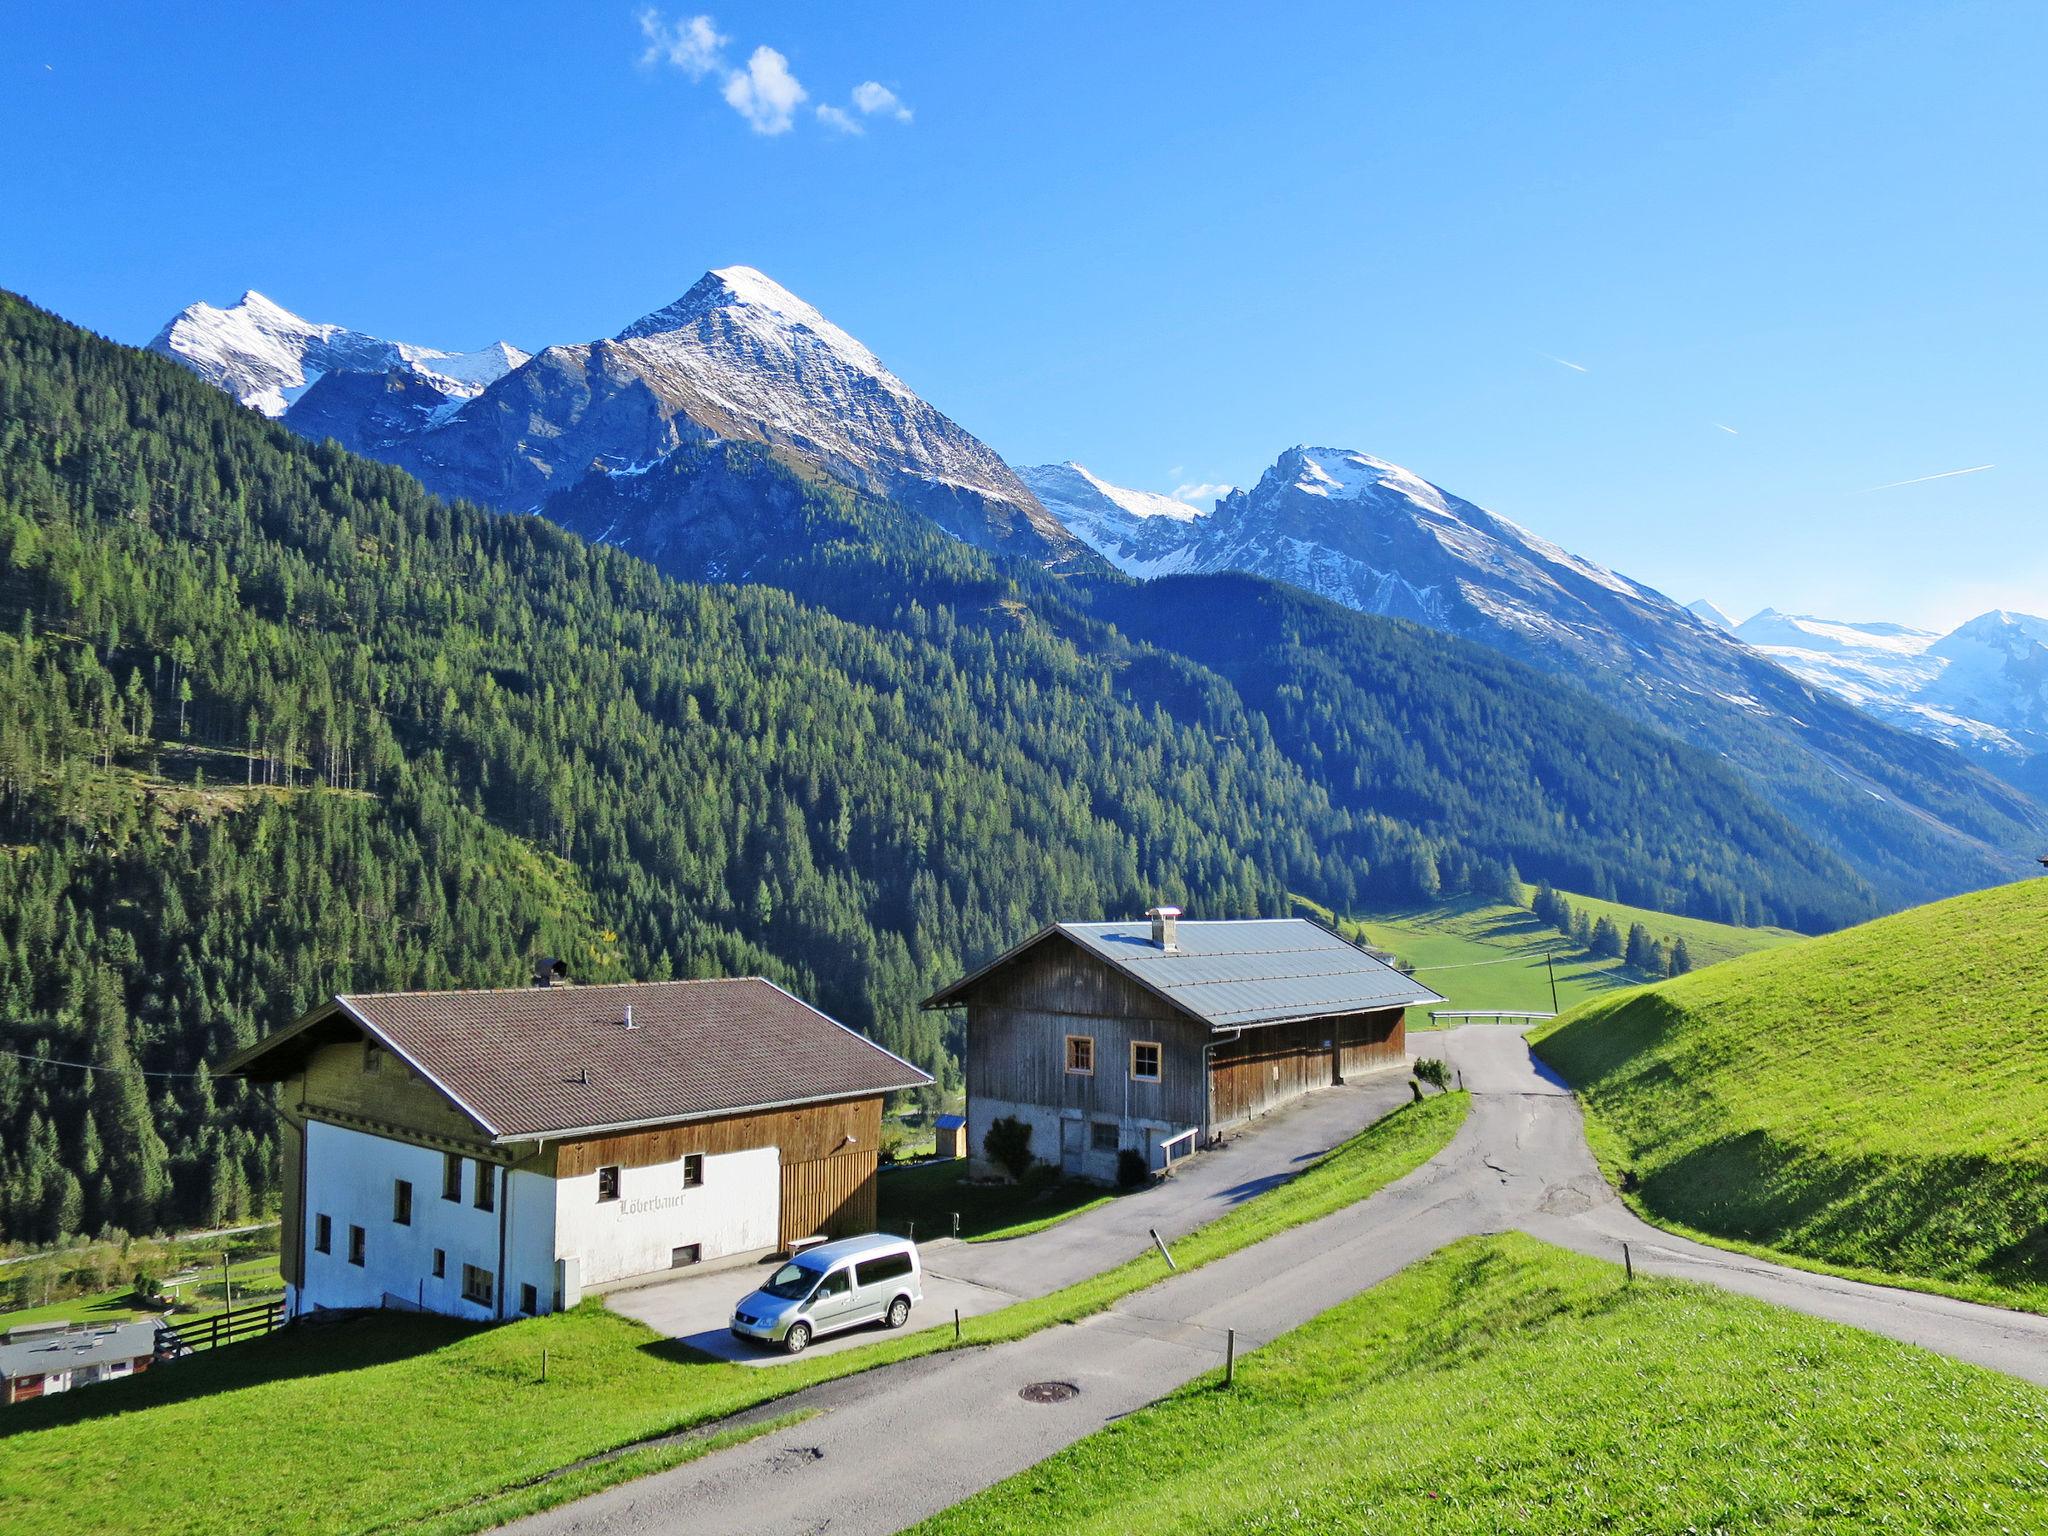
<box><xmin>1413</xmin><ymin>1058</ymin><xmax>1451</xmax><ymax>1094</ymax></box>
<box><xmin>983</xmin><ymin>1115</ymin><xmax>1035</xmax><ymax>1182</ymax></box>
<box><xmin>1116</xmin><ymin>1148</ymin><xmax>1149</xmax><ymax>1187</ymax></box>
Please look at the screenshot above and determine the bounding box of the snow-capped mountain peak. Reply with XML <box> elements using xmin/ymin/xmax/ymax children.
<box><xmin>149</xmin><ymin>291</ymin><xmax>527</xmax><ymax>417</ymax></box>
<box><xmin>156</xmin><ymin>268</ymin><xmax>1081</xmax><ymax>566</ymax></box>
<box><xmin>616</xmin><ymin>265</ymin><xmax>898</xmax><ymax>390</ymax></box>
<box><xmin>1731</xmin><ymin>605</ymin><xmax>2048</xmax><ymax>767</ymax></box>
<box><xmin>1015</xmin><ymin>462</ymin><xmax>1206</xmax><ymax>577</ymax></box>
<box><xmin>1686</xmin><ymin>598</ymin><xmax>1737</xmax><ymax>631</ymax></box>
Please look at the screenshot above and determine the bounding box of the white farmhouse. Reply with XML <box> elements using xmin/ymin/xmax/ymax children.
<box><xmin>219</xmin><ymin>978</ymin><xmax>929</xmax><ymax>1321</ymax></box>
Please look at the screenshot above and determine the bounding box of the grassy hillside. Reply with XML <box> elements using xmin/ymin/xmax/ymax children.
<box><xmin>1303</xmin><ymin>893</ymin><xmax>1798</xmax><ymax>1030</ymax></box>
<box><xmin>1533</xmin><ymin>878</ymin><xmax>2048</xmax><ymax>1312</ymax></box>
<box><xmin>911</xmin><ymin>1234</ymin><xmax>2048</xmax><ymax>1536</ymax></box>
<box><xmin>1545</xmin><ymin>884</ymin><xmax>1805</xmax><ymax>968</ymax></box>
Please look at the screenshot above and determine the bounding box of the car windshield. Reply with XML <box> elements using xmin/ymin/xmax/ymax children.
<box><xmin>760</xmin><ymin>1262</ymin><xmax>822</xmax><ymax>1300</ymax></box>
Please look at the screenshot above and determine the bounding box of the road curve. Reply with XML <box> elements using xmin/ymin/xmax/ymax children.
<box><xmin>502</xmin><ymin>1026</ymin><xmax>2048</xmax><ymax>1536</ymax></box>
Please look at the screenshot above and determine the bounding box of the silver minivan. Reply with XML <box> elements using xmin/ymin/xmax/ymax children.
<box><xmin>729</xmin><ymin>1234</ymin><xmax>922</xmax><ymax>1354</ymax></box>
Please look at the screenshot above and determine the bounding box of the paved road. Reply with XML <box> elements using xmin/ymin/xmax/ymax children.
<box><xmin>508</xmin><ymin>1028</ymin><xmax>2048</xmax><ymax>1536</ymax></box>
<box><xmin>609</xmin><ymin>1067</ymin><xmax>1419</xmax><ymax>1362</ymax></box>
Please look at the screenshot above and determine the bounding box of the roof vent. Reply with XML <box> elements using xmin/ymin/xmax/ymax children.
<box><xmin>1147</xmin><ymin>906</ymin><xmax>1182</xmax><ymax>953</ymax></box>
<box><xmin>622</xmin><ymin>1004</ymin><xmax>637</xmax><ymax>1030</ymax></box>
<box><xmin>573</xmin><ymin>1066</ymin><xmax>589</xmax><ymax>1085</ymax></box>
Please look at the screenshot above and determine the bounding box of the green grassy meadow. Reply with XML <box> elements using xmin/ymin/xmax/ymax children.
<box><xmin>909</xmin><ymin>1233</ymin><xmax>2048</xmax><ymax>1536</ymax></box>
<box><xmin>1544</xmin><ymin>884</ymin><xmax>1805</xmax><ymax>968</ymax></box>
<box><xmin>1533</xmin><ymin>877</ymin><xmax>2048</xmax><ymax>1312</ymax></box>
<box><xmin>0</xmin><ymin>1095</ymin><xmax>1467</xmax><ymax>1536</ymax></box>
<box><xmin>1307</xmin><ymin>890</ymin><xmax>1797</xmax><ymax>1032</ymax></box>
<box><xmin>878</xmin><ymin>1158</ymin><xmax>1117</xmax><ymax>1242</ymax></box>
<box><xmin>1</xmin><ymin>1239</ymin><xmax>284</xmax><ymax>1334</ymax></box>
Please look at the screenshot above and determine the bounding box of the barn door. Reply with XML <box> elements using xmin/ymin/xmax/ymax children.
<box><xmin>1059</xmin><ymin>1118</ymin><xmax>1087</xmax><ymax>1176</ymax></box>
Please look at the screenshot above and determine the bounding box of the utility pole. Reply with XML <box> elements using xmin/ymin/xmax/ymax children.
<box><xmin>1545</xmin><ymin>947</ymin><xmax>1559</xmax><ymax>1014</ymax></box>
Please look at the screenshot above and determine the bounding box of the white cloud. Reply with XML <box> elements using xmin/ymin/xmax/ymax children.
<box><xmin>637</xmin><ymin>8</ymin><xmax>727</xmax><ymax>80</ymax></box>
<box><xmin>636</xmin><ymin>12</ymin><xmax>901</xmax><ymax>139</ymax></box>
<box><xmin>1542</xmin><ymin>353</ymin><xmax>1589</xmax><ymax>373</ymax></box>
<box><xmin>723</xmin><ymin>45</ymin><xmax>807</xmax><ymax>135</ymax></box>
<box><xmin>1172</xmin><ymin>482</ymin><xmax>1233</xmax><ymax>506</ymax></box>
<box><xmin>851</xmin><ymin>81</ymin><xmax>913</xmax><ymax>122</ymax></box>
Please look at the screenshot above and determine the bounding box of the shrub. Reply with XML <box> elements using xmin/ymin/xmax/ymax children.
<box><xmin>1413</xmin><ymin>1058</ymin><xmax>1451</xmax><ymax>1094</ymax></box>
<box><xmin>1116</xmin><ymin>1148</ymin><xmax>1149</xmax><ymax>1187</ymax></box>
<box><xmin>983</xmin><ymin>1115</ymin><xmax>1035</xmax><ymax>1182</ymax></box>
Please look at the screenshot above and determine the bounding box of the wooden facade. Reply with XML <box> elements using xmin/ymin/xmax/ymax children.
<box><xmin>951</xmin><ymin>931</ymin><xmax>1408</xmax><ymax>1172</ymax></box>
<box><xmin>1207</xmin><ymin>1007</ymin><xmax>1404</xmax><ymax>1127</ymax></box>
<box><xmin>556</xmin><ymin>1096</ymin><xmax>883</xmax><ymax>1248</ymax></box>
<box><xmin>963</xmin><ymin>939</ymin><xmax>1211</xmax><ymax>1143</ymax></box>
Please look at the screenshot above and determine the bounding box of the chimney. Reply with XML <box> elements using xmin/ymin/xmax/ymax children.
<box><xmin>1147</xmin><ymin>906</ymin><xmax>1182</xmax><ymax>953</ymax></box>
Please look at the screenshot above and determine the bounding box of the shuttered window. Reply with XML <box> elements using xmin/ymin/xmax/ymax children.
<box><xmin>1065</xmin><ymin>1035</ymin><xmax>1095</xmax><ymax>1075</ymax></box>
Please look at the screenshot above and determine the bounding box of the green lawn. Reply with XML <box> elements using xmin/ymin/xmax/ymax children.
<box><xmin>1</xmin><ymin>1248</ymin><xmax>284</xmax><ymax>1333</ymax></box>
<box><xmin>878</xmin><ymin>1158</ymin><xmax>1118</xmax><ymax>1242</ymax></box>
<box><xmin>0</xmin><ymin>1094</ymin><xmax>1467</xmax><ymax>1536</ymax></box>
<box><xmin>1313</xmin><ymin>895</ymin><xmax>1640</xmax><ymax>1030</ymax></box>
<box><xmin>1299</xmin><ymin>890</ymin><xmax>1802</xmax><ymax>1033</ymax></box>
<box><xmin>1533</xmin><ymin>877</ymin><xmax>2048</xmax><ymax>1313</ymax></box>
<box><xmin>1544</xmin><ymin>884</ymin><xmax>1805</xmax><ymax>968</ymax></box>
<box><xmin>909</xmin><ymin>1233</ymin><xmax>2048</xmax><ymax>1536</ymax></box>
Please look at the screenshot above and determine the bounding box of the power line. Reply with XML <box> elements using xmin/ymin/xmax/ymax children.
<box><xmin>0</xmin><ymin>1046</ymin><xmax>209</xmax><ymax>1079</ymax></box>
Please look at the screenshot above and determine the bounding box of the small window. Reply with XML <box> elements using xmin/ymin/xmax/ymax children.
<box><xmin>596</xmin><ymin>1165</ymin><xmax>621</xmax><ymax>1203</ymax></box>
<box><xmin>520</xmin><ymin>1283</ymin><xmax>538</xmax><ymax>1315</ymax></box>
<box><xmin>671</xmin><ymin>1244</ymin><xmax>701</xmax><ymax>1268</ymax></box>
<box><xmin>393</xmin><ymin>1179</ymin><xmax>413</xmax><ymax>1226</ymax></box>
<box><xmin>442</xmin><ymin>1152</ymin><xmax>462</xmax><ymax>1202</ymax></box>
<box><xmin>814</xmin><ymin>1268</ymin><xmax>852</xmax><ymax>1301</ymax></box>
<box><xmin>363</xmin><ymin>1041</ymin><xmax>384</xmax><ymax>1075</ymax></box>
<box><xmin>1065</xmin><ymin>1034</ymin><xmax>1095</xmax><ymax>1075</ymax></box>
<box><xmin>432</xmin><ymin>1248</ymin><xmax>446</xmax><ymax>1279</ymax></box>
<box><xmin>855</xmin><ymin>1251</ymin><xmax>914</xmax><ymax>1287</ymax></box>
<box><xmin>347</xmin><ymin>1225</ymin><xmax>366</xmax><ymax>1267</ymax></box>
<box><xmin>1090</xmin><ymin>1120</ymin><xmax>1120</xmax><ymax>1152</ymax></box>
<box><xmin>1130</xmin><ymin>1041</ymin><xmax>1162</xmax><ymax>1082</ymax></box>
<box><xmin>474</xmin><ymin>1160</ymin><xmax>495</xmax><ymax>1213</ymax></box>
<box><xmin>314</xmin><ymin>1213</ymin><xmax>332</xmax><ymax>1254</ymax></box>
<box><xmin>682</xmin><ymin>1153</ymin><xmax>704</xmax><ymax>1188</ymax></box>
<box><xmin>461</xmin><ymin>1264</ymin><xmax>494</xmax><ymax>1307</ymax></box>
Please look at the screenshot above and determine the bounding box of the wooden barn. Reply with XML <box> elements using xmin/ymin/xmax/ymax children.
<box><xmin>924</xmin><ymin>909</ymin><xmax>1444</xmax><ymax>1183</ymax></box>
<box><xmin>220</xmin><ymin>978</ymin><xmax>928</xmax><ymax>1321</ymax></box>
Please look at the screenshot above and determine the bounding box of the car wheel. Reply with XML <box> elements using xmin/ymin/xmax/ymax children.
<box><xmin>783</xmin><ymin>1321</ymin><xmax>812</xmax><ymax>1355</ymax></box>
<box><xmin>886</xmin><ymin>1296</ymin><xmax>911</xmax><ymax>1329</ymax></box>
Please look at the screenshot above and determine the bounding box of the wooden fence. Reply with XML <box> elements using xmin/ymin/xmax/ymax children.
<box><xmin>158</xmin><ymin>1299</ymin><xmax>284</xmax><ymax>1357</ymax></box>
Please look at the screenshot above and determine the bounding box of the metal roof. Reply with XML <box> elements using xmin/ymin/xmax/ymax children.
<box><xmin>926</xmin><ymin>918</ymin><xmax>1444</xmax><ymax>1030</ymax></box>
<box><xmin>0</xmin><ymin>1320</ymin><xmax>160</xmax><ymax>1379</ymax></box>
<box><xmin>219</xmin><ymin>978</ymin><xmax>931</xmax><ymax>1142</ymax></box>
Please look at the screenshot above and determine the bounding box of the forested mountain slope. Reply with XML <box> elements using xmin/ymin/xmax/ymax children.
<box><xmin>0</xmin><ymin>292</ymin><xmax>1866</xmax><ymax>1242</ymax></box>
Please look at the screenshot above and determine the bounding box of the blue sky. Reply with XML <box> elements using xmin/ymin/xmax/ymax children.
<box><xmin>3</xmin><ymin>1</ymin><xmax>2042</xmax><ymax>629</ymax></box>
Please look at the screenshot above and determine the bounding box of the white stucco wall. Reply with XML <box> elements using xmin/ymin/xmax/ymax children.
<box><xmin>967</xmin><ymin>1096</ymin><xmax>1194</xmax><ymax>1181</ymax></box>
<box><xmin>299</xmin><ymin>1120</ymin><xmax>550</xmax><ymax>1319</ymax></box>
<box><xmin>553</xmin><ymin>1146</ymin><xmax>780</xmax><ymax>1287</ymax></box>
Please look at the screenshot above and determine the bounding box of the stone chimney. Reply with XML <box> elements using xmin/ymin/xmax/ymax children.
<box><xmin>1147</xmin><ymin>906</ymin><xmax>1182</xmax><ymax>953</ymax></box>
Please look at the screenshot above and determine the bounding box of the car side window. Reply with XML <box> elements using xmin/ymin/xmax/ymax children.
<box><xmin>856</xmin><ymin>1252</ymin><xmax>913</xmax><ymax>1286</ymax></box>
<box><xmin>815</xmin><ymin>1267</ymin><xmax>852</xmax><ymax>1299</ymax></box>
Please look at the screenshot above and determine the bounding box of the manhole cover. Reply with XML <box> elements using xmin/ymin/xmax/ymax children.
<box><xmin>1019</xmin><ymin>1380</ymin><xmax>1081</xmax><ymax>1404</ymax></box>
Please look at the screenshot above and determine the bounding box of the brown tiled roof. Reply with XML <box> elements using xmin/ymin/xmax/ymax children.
<box><xmin>231</xmin><ymin>979</ymin><xmax>929</xmax><ymax>1140</ymax></box>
